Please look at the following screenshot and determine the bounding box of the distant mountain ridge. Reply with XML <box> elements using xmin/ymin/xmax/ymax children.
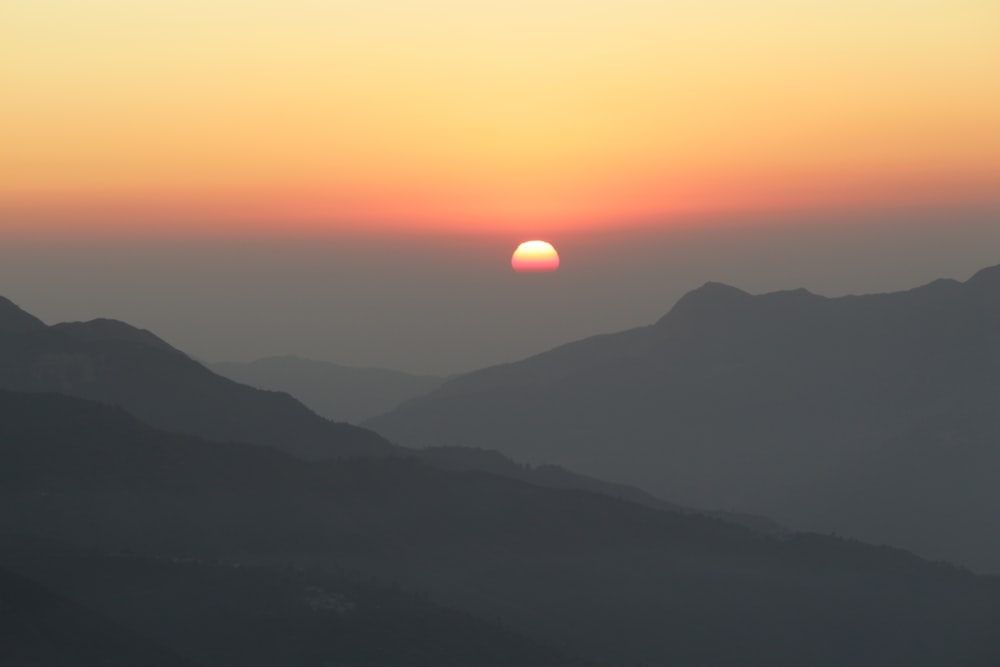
<box><xmin>367</xmin><ymin>263</ymin><xmax>1000</xmax><ymax>571</ymax></box>
<box><xmin>212</xmin><ymin>355</ymin><xmax>444</xmax><ymax>423</ymax></box>
<box><xmin>0</xmin><ymin>301</ymin><xmax>396</xmax><ymax>460</ymax></box>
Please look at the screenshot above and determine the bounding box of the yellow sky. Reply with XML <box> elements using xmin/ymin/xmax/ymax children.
<box><xmin>2</xmin><ymin>0</ymin><xmax>999</xmax><ymax>235</ymax></box>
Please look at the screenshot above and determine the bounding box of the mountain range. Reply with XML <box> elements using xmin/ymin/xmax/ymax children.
<box><xmin>0</xmin><ymin>294</ymin><xmax>768</xmax><ymax>529</ymax></box>
<box><xmin>3</xmin><ymin>389</ymin><xmax>999</xmax><ymax>666</ymax></box>
<box><xmin>5</xmin><ymin>264</ymin><xmax>1000</xmax><ymax>663</ymax></box>
<box><xmin>366</xmin><ymin>265</ymin><xmax>1000</xmax><ymax>571</ymax></box>
<box><xmin>0</xmin><ymin>296</ymin><xmax>394</xmax><ymax>460</ymax></box>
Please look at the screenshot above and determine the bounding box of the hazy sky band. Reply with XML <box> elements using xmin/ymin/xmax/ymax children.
<box><xmin>3</xmin><ymin>0</ymin><xmax>999</xmax><ymax>235</ymax></box>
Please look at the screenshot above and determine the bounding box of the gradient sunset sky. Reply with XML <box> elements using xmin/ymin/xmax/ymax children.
<box><xmin>4</xmin><ymin>0</ymin><xmax>999</xmax><ymax>236</ymax></box>
<box><xmin>2</xmin><ymin>0</ymin><xmax>999</xmax><ymax>372</ymax></box>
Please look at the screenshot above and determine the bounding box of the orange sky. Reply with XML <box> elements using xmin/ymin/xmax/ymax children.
<box><xmin>2</xmin><ymin>0</ymin><xmax>999</xmax><ymax>237</ymax></box>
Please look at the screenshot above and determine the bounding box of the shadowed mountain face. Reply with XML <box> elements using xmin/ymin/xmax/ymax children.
<box><xmin>0</xmin><ymin>565</ymin><xmax>191</xmax><ymax>667</ymax></box>
<box><xmin>0</xmin><ymin>299</ymin><xmax>396</xmax><ymax>460</ymax></box>
<box><xmin>418</xmin><ymin>445</ymin><xmax>785</xmax><ymax>534</ymax></box>
<box><xmin>2</xmin><ymin>390</ymin><xmax>1000</xmax><ymax>666</ymax></box>
<box><xmin>0</xmin><ymin>540</ymin><xmax>597</xmax><ymax>667</ymax></box>
<box><xmin>366</xmin><ymin>264</ymin><xmax>1000</xmax><ymax>571</ymax></box>
<box><xmin>808</xmin><ymin>399</ymin><xmax>1000</xmax><ymax>571</ymax></box>
<box><xmin>212</xmin><ymin>355</ymin><xmax>443</xmax><ymax>424</ymax></box>
<box><xmin>0</xmin><ymin>296</ymin><xmax>47</xmax><ymax>333</ymax></box>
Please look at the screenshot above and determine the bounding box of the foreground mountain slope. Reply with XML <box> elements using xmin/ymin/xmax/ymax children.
<box><xmin>366</xmin><ymin>265</ymin><xmax>1000</xmax><ymax>569</ymax></box>
<box><xmin>0</xmin><ymin>298</ymin><xmax>396</xmax><ymax>459</ymax></box>
<box><xmin>2</xmin><ymin>390</ymin><xmax>998</xmax><ymax>666</ymax></box>
<box><xmin>0</xmin><ymin>538</ymin><xmax>596</xmax><ymax>667</ymax></box>
<box><xmin>212</xmin><ymin>355</ymin><xmax>444</xmax><ymax>423</ymax></box>
<box><xmin>0</xmin><ymin>565</ymin><xmax>191</xmax><ymax>667</ymax></box>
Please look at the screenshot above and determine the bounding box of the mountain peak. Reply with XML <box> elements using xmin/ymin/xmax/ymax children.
<box><xmin>50</xmin><ymin>318</ymin><xmax>176</xmax><ymax>352</ymax></box>
<box><xmin>657</xmin><ymin>281</ymin><xmax>751</xmax><ymax>325</ymax></box>
<box><xmin>0</xmin><ymin>296</ymin><xmax>46</xmax><ymax>333</ymax></box>
<box><xmin>965</xmin><ymin>263</ymin><xmax>1000</xmax><ymax>290</ymax></box>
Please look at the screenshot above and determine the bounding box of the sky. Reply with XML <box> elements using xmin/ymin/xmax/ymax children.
<box><xmin>2</xmin><ymin>0</ymin><xmax>999</xmax><ymax>373</ymax></box>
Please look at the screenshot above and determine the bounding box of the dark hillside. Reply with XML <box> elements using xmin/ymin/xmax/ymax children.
<box><xmin>2</xmin><ymin>390</ymin><xmax>999</xmax><ymax>666</ymax></box>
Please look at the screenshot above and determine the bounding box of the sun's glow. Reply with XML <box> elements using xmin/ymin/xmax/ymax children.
<box><xmin>512</xmin><ymin>240</ymin><xmax>560</xmax><ymax>273</ymax></box>
<box><xmin>1</xmin><ymin>1</ymin><xmax>999</xmax><ymax>236</ymax></box>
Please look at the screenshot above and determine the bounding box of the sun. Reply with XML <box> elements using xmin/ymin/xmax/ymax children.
<box><xmin>511</xmin><ymin>240</ymin><xmax>560</xmax><ymax>273</ymax></box>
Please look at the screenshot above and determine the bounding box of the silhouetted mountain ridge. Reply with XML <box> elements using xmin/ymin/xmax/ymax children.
<box><xmin>0</xmin><ymin>300</ymin><xmax>396</xmax><ymax>460</ymax></box>
<box><xmin>367</xmin><ymin>263</ymin><xmax>1000</xmax><ymax>571</ymax></box>
<box><xmin>0</xmin><ymin>296</ymin><xmax>46</xmax><ymax>333</ymax></box>
<box><xmin>51</xmin><ymin>318</ymin><xmax>177</xmax><ymax>352</ymax></box>
<box><xmin>0</xmin><ymin>297</ymin><xmax>776</xmax><ymax>529</ymax></box>
<box><xmin>656</xmin><ymin>280</ymin><xmax>752</xmax><ymax>323</ymax></box>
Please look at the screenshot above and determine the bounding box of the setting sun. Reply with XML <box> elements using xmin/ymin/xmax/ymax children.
<box><xmin>511</xmin><ymin>240</ymin><xmax>560</xmax><ymax>273</ymax></box>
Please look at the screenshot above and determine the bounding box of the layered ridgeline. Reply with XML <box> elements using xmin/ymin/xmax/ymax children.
<box><xmin>0</xmin><ymin>296</ymin><xmax>394</xmax><ymax>460</ymax></box>
<box><xmin>208</xmin><ymin>353</ymin><xmax>769</xmax><ymax>526</ymax></box>
<box><xmin>367</xmin><ymin>264</ymin><xmax>1000</xmax><ymax>571</ymax></box>
<box><xmin>2</xmin><ymin>390</ymin><xmax>999</xmax><ymax>666</ymax></box>
<box><xmin>211</xmin><ymin>355</ymin><xmax>444</xmax><ymax>424</ymax></box>
<box><xmin>0</xmin><ymin>295</ymin><xmax>768</xmax><ymax>528</ymax></box>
